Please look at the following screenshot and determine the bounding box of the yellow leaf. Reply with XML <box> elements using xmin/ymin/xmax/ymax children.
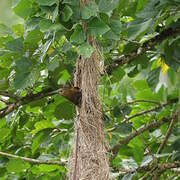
<box><xmin>47</xmin><ymin>47</ymin><xmax>54</xmax><ymax>56</ymax></box>
<box><xmin>157</xmin><ymin>57</ymin><xmax>169</xmax><ymax>74</ymax></box>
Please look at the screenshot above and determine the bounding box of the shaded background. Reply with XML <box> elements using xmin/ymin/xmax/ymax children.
<box><xmin>0</xmin><ymin>0</ymin><xmax>21</xmax><ymax>26</ymax></box>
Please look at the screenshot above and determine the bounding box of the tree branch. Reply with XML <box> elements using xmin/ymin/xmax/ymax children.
<box><xmin>0</xmin><ymin>87</ymin><xmax>61</xmax><ymax>119</ymax></box>
<box><xmin>0</xmin><ymin>151</ymin><xmax>65</xmax><ymax>166</ymax></box>
<box><xmin>123</xmin><ymin>98</ymin><xmax>178</xmax><ymax>123</ymax></box>
<box><xmin>106</xmin><ymin>27</ymin><xmax>180</xmax><ymax>74</ymax></box>
<box><xmin>115</xmin><ymin>161</ymin><xmax>180</xmax><ymax>175</ymax></box>
<box><xmin>127</xmin><ymin>99</ymin><xmax>161</xmax><ymax>105</ymax></box>
<box><xmin>157</xmin><ymin>112</ymin><xmax>177</xmax><ymax>154</ymax></box>
<box><xmin>110</xmin><ymin>114</ymin><xmax>177</xmax><ymax>159</ymax></box>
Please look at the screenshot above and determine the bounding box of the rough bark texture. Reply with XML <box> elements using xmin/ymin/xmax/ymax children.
<box><xmin>68</xmin><ymin>5</ymin><xmax>109</xmax><ymax>178</ymax></box>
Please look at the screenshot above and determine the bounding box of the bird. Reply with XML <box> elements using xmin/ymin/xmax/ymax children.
<box><xmin>59</xmin><ymin>87</ymin><xmax>82</xmax><ymax>106</ymax></box>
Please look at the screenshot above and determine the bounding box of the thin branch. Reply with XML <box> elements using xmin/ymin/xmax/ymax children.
<box><xmin>0</xmin><ymin>97</ymin><xmax>10</xmax><ymax>104</ymax></box>
<box><xmin>0</xmin><ymin>103</ymin><xmax>17</xmax><ymax>118</ymax></box>
<box><xmin>123</xmin><ymin>98</ymin><xmax>178</xmax><ymax>123</ymax></box>
<box><xmin>0</xmin><ymin>87</ymin><xmax>62</xmax><ymax>119</ymax></box>
<box><xmin>127</xmin><ymin>99</ymin><xmax>161</xmax><ymax>105</ymax></box>
<box><xmin>110</xmin><ymin>114</ymin><xmax>177</xmax><ymax>159</ymax></box>
<box><xmin>157</xmin><ymin>113</ymin><xmax>177</xmax><ymax>154</ymax></box>
<box><xmin>106</xmin><ymin>27</ymin><xmax>180</xmax><ymax>74</ymax></box>
<box><xmin>0</xmin><ymin>151</ymin><xmax>65</xmax><ymax>165</ymax></box>
<box><xmin>0</xmin><ymin>90</ymin><xmax>19</xmax><ymax>100</ymax></box>
<box><xmin>116</xmin><ymin>161</ymin><xmax>180</xmax><ymax>175</ymax></box>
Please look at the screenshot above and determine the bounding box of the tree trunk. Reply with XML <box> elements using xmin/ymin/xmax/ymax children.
<box><xmin>68</xmin><ymin>1</ymin><xmax>109</xmax><ymax>179</ymax></box>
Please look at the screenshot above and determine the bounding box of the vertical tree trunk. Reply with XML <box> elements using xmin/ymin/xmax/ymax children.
<box><xmin>68</xmin><ymin>1</ymin><xmax>109</xmax><ymax>179</ymax></box>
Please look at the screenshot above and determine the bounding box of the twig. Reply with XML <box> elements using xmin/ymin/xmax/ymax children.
<box><xmin>115</xmin><ymin>161</ymin><xmax>180</xmax><ymax>175</ymax></box>
<box><xmin>0</xmin><ymin>87</ymin><xmax>63</xmax><ymax>119</ymax></box>
<box><xmin>127</xmin><ymin>99</ymin><xmax>160</xmax><ymax>105</ymax></box>
<box><xmin>157</xmin><ymin>113</ymin><xmax>177</xmax><ymax>154</ymax></box>
<box><xmin>0</xmin><ymin>90</ymin><xmax>19</xmax><ymax>100</ymax></box>
<box><xmin>0</xmin><ymin>103</ymin><xmax>17</xmax><ymax>118</ymax></box>
<box><xmin>123</xmin><ymin>98</ymin><xmax>178</xmax><ymax>123</ymax></box>
<box><xmin>0</xmin><ymin>97</ymin><xmax>10</xmax><ymax>104</ymax></box>
<box><xmin>0</xmin><ymin>151</ymin><xmax>65</xmax><ymax>165</ymax></box>
<box><xmin>110</xmin><ymin>115</ymin><xmax>177</xmax><ymax>159</ymax></box>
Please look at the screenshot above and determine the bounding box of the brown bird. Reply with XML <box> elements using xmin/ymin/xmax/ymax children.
<box><xmin>59</xmin><ymin>87</ymin><xmax>82</xmax><ymax>106</ymax></box>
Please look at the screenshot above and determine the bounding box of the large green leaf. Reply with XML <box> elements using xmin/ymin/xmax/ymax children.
<box><xmin>55</xmin><ymin>101</ymin><xmax>74</xmax><ymax>119</ymax></box>
<box><xmin>88</xmin><ymin>17</ymin><xmax>110</xmax><ymax>37</ymax></box>
<box><xmin>13</xmin><ymin>0</ymin><xmax>33</xmax><ymax>19</ymax></box>
<box><xmin>111</xmin><ymin>67</ymin><xmax>126</xmax><ymax>83</ymax></box>
<box><xmin>6</xmin><ymin>159</ymin><xmax>30</xmax><ymax>173</ymax></box>
<box><xmin>5</xmin><ymin>38</ymin><xmax>23</xmax><ymax>52</ymax></box>
<box><xmin>0</xmin><ymin>128</ymin><xmax>11</xmax><ymax>142</ymax></box>
<box><xmin>127</xmin><ymin>18</ymin><xmax>152</xmax><ymax>40</ymax></box>
<box><xmin>98</xmin><ymin>0</ymin><xmax>119</xmax><ymax>13</ymax></box>
<box><xmin>13</xmin><ymin>57</ymin><xmax>39</xmax><ymax>89</ymax></box>
<box><xmin>164</xmin><ymin>38</ymin><xmax>180</xmax><ymax>71</ymax></box>
<box><xmin>81</xmin><ymin>1</ymin><xmax>98</xmax><ymax>19</ymax></box>
<box><xmin>25</xmin><ymin>29</ymin><xmax>43</xmax><ymax>46</ymax></box>
<box><xmin>147</xmin><ymin>68</ymin><xmax>160</xmax><ymax>90</ymax></box>
<box><xmin>0</xmin><ymin>23</ymin><xmax>11</xmax><ymax>36</ymax></box>
<box><xmin>62</xmin><ymin>5</ymin><xmax>73</xmax><ymax>22</ymax></box>
<box><xmin>70</xmin><ymin>24</ymin><xmax>86</xmax><ymax>44</ymax></box>
<box><xmin>36</xmin><ymin>0</ymin><xmax>58</xmax><ymax>6</ymax></box>
<box><xmin>77</xmin><ymin>42</ymin><xmax>94</xmax><ymax>58</ymax></box>
<box><xmin>32</xmin><ymin>120</ymin><xmax>55</xmax><ymax>134</ymax></box>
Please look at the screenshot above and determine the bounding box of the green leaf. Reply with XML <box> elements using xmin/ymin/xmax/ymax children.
<box><xmin>88</xmin><ymin>17</ymin><xmax>110</xmax><ymax>37</ymax></box>
<box><xmin>0</xmin><ymin>128</ymin><xmax>11</xmax><ymax>142</ymax></box>
<box><xmin>111</xmin><ymin>67</ymin><xmax>126</xmax><ymax>83</ymax></box>
<box><xmin>116</xmin><ymin>123</ymin><xmax>132</xmax><ymax>136</ymax></box>
<box><xmin>55</xmin><ymin>101</ymin><xmax>74</xmax><ymax>119</ymax></box>
<box><xmin>147</xmin><ymin>68</ymin><xmax>160</xmax><ymax>90</ymax></box>
<box><xmin>6</xmin><ymin>159</ymin><xmax>30</xmax><ymax>173</ymax></box>
<box><xmin>77</xmin><ymin>42</ymin><xmax>94</xmax><ymax>58</ymax></box>
<box><xmin>32</xmin><ymin>133</ymin><xmax>46</xmax><ymax>154</ymax></box>
<box><xmin>5</xmin><ymin>38</ymin><xmax>23</xmax><ymax>52</ymax></box>
<box><xmin>81</xmin><ymin>1</ymin><xmax>98</xmax><ymax>19</ymax></box>
<box><xmin>38</xmin><ymin>164</ymin><xmax>60</xmax><ymax>172</ymax></box>
<box><xmin>32</xmin><ymin>164</ymin><xmax>63</xmax><ymax>173</ymax></box>
<box><xmin>110</xmin><ymin>19</ymin><xmax>122</xmax><ymax>35</ymax></box>
<box><xmin>36</xmin><ymin>0</ymin><xmax>57</xmax><ymax>6</ymax></box>
<box><xmin>127</xmin><ymin>18</ymin><xmax>152</xmax><ymax>40</ymax></box>
<box><xmin>12</xmin><ymin>24</ymin><xmax>24</xmax><ymax>36</ymax></box>
<box><xmin>98</xmin><ymin>0</ymin><xmax>119</xmax><ymax>13</ymax></box>
<box><xmin>62</xmin><ymin>5</ymin><xmax>73</xmax><ymax>22</ymax></box>
<box><xmin>48</xmin><ymin>56</ymin><xmax>60</xmax><ymax>71</ymax></box>
<box><xmin>58</xmin><ymin>70</ymin><xmax>71</xmax><ymax>85</ymax></box>
<box><xmin>0</xmin><ymin>79</ymin><xmax>9</xmax><ymax>90</ymax></box>
<box><xmin>0</xmin><ymin>23</ymin><xmax>11</xmax><ymax>36</ymax></box>
<box><xmin>32</xmin><ymin>120</ymin><xmax>55</xmax><ymax>134</ymax></box>
<box><xmin>133</xmin><ymin>80</ymin><xmax>149</xmax><ymax>91</ymax></box>
<box><xmin>13</xmin><ymin>0</ymin><xmax>33</xmax><ymax>19</ymax></box>
<box><xmin>13</xmin><ymin>57</ymin><xmax>39</xmax><ymax>89</ymax></box>
<box><xmin>39</xmin><ymin>19</ymin><xmax>53</xmax><ymax>32</ymax></box>
<box><xmin>25</xmin><ymin>29</ymin><xmax>43</xmax><ymax>46</ymax></box>
<box><xmin>164</xmin><ymin>38</ymin><xmax>180</xmax><ymax>71</ymax></box>
<box><xmin>70</xmin><ymin>24</ymin><xmax>86</xmax><ymax>44</ymax></box>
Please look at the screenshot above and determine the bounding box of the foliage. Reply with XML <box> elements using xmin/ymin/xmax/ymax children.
<box><xmin>0</xmin><ymin>0</ymin><xmax>179</xmax><ymax>179</ymax></box>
